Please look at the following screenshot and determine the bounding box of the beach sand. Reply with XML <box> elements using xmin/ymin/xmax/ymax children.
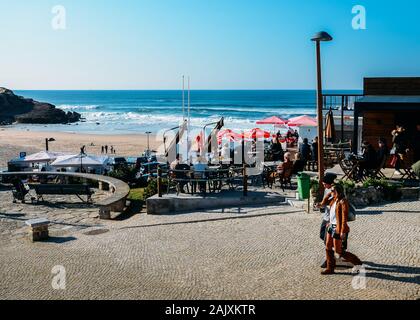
<box><xmin>0</xmin><ymin>128</ymin><xmax>160</xmax><ymax>167</ymax></box>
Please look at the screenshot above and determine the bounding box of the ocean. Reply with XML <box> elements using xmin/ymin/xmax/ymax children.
<box><xmin>13</xmin><ymin>90</ymin><xmax>361</xmax><ymax>134</ymax></box>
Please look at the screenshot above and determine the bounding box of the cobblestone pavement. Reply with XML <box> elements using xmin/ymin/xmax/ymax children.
<box><xmin>0</xmin><ymin>190</ymin><xmax>419</xmax><ymax>300</ymax></box>
<box><xmin>0</xmin><ymin>189</ymin><xmax>106</xmax><ymax>242</ymax></box>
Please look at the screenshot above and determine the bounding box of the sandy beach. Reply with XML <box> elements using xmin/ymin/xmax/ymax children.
<box><xmin>0</xmin><ymin>128</ymin><xmax>160</xmax><ymax>168</ymax></box>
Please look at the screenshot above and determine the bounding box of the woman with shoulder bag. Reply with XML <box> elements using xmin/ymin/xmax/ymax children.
<box><xmin>320</xmin><ymin>183</ymin><xmax>363</xmax><ymax>275</ymax></box>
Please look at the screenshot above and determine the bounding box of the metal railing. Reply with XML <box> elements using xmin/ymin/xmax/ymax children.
<box><xmin>322</xmin><ymin>94</ymin><xmax>364</xmax><ymax>141</ymax></box>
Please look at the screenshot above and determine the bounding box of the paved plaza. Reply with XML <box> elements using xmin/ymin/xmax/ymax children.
<box><xmin>0</xmin><ymin>189</ymin><xmax>419</xmax><ymax>300</ymax></box>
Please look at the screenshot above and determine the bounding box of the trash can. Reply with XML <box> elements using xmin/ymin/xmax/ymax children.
<box><xmin>297</xmin><ymin>173</ymin><xmax>310</xmax><ymax>200</ymax></box>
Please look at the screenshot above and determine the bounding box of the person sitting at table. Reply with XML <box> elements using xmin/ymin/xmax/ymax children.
<box><xmin>358</xmin><ymin>141</ymin><xmax>377</xmax><ymax>178</ymax></box>
<box><xmin>377</xmin><ymin>137</ymin><xmax>389</xmax><ymax>169</ymax></box>
<box><xmin>292</xmin><ymin>152</ymin><xmax>306</xmax><ymax>174</ymax></box>
<box><xmin>170</xmin><ymin>154</ymin><xmax>181</xmax><ymax>170</ymax></box>
<box><xmin>193</xmin><ymin>155</ymin><xmax>208</xmax><ymax>193</ymax></box>
<box><xmin>271</xmin><ymin>136</ymin><xmax>284</xmax><ymax>161</ymax></box>
<box><xmin>277</xmin><ymin>152</ymin><xmax>293</xmax><ymax>177</ymax></box>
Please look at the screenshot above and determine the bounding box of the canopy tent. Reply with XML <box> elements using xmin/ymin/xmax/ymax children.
<box><xmin>256</xmin><ymin>116</ymin><xmax>288</xmax><ymax>125</ymax></box>
<box><xmin>287</xmin><ymin>115</ymin><xmax>317</xmax><ymax>127</ymax></box>
<box><xmin>22</xmin><ymin>151</ymin><xmax>67</xmax><ymax>163</ymax></box>
<box><xmin>51</xmin><ymin>154</ymin><xmax>109</xmax><ymax>168</ymax></box>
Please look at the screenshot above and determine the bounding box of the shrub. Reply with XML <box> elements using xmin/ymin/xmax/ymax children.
<box><xmin>143</xmin><ymin>178</ymin><xmax>168</xmax><ymax>200</ymax></box>
<box><xmin>336</xmin><ymin>179</ymin><xmax>356</xmax><ymax>196</ymax></box>
<box><xmin>108</xmin><ymin>165</ymin><xmax>138</xmax><ymax>183</ymax></box>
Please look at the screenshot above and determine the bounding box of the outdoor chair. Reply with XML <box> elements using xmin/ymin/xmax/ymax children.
<box><xmin>170</xmin><ymin>164</ymin><xmax>191</xmax><ymax>195</ymax></box>
<box><xmin>279</xmin><ymin>166</ymin><xmax>294</xmax><ymax>192</ymax></box>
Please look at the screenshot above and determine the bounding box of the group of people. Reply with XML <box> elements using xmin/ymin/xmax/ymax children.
<box><xmin>101</xmin><ymin>145</ymin><xmax>116</xmax><ymax>155</ymax></box>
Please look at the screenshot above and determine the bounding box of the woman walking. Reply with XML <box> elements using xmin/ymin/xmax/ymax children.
<box><xmin>320</xmin><ymin>183</ymin><xmax>362</xmax><ymax>275</ymax></box>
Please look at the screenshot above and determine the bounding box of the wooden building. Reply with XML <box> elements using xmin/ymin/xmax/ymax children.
<box><xmin>352</xmin><ymin>78</ymin><xmax>420</xmax><ymax>157</ymax></box>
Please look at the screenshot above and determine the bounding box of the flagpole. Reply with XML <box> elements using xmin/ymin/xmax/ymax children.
<box><xmin>187</xmin><ymin>76</ymin><xmax>191</xmax><ymax>162</ymax></box>
<box><xmin>182</xmin><ymin>76</ymin><xmax>185</xmax><ymax>122</ymax></box>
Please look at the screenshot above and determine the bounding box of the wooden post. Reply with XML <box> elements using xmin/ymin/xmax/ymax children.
<box><xmin>157</xmin><ymin>166</ymin><xmax>162</xmax><ymax>198</ymax></box>
<box><xmin>243</xmin><ymin>164</ymin><xmax>248</xmax><ymax>196</ymax></box>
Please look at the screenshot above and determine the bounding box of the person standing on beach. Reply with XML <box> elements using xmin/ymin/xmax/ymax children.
<box><xmin>105</xmin><ymin>145</ymin><xmax>108</xmax><ymax>154</ymax></box>
<box><xmin>319</xmin><ymin>183</ymin><xmax>362</xmax><ymax>275</ymax></box>
<box><xmin>110</xmin><ymin>146</ymin><xmax>114</xmax><ymax>154</ymax></box>
<box><xmin>101</xmin><ymin>146</ymin><xmax>104</xmax><ymax>154</ymax></box>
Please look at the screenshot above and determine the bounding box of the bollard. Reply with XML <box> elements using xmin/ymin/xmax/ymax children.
<box><xmin>243</xmin><ymin>164</ymin><xmax>248</xmax><ymax>196</ymax></box>
<box><xmin>157</xmin><ymin>166</ymin><xmax>162</xmax><ymax>198</ymax></box>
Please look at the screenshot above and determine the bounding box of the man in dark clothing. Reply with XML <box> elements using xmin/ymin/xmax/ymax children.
<box><xmin>311</xmin><ymin>137</ymin><xmax>318</xmax><ymax>161</ymax></box>
<box><xmin>413</xmin><ymin>124</ymin><xmax>420</xmax><ymax>163</ymax></box>
<box><xmin>377</xmin><ymin>138</ymin><xmax>389</xmax><ymax>168</ymax></box>
<box><xmin>299</xmin><ymin>138</ymin><xmax>311</xmax><ymax>163</ymax></box>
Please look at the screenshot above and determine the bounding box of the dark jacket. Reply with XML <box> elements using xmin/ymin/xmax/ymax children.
<box><xmin>299</xmin><ymin>143</ymin><xmax>311</xmax><ymax>162</ymax></box>
<box><xmin>392</xmin><ymin>130</ymin><xmax>409</xmax><ymax>154</ymax></box>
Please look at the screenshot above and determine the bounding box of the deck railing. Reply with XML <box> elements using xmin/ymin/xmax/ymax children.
<box><xmin>322</xmin><ymin>94</ymin><xmax>364</xmax><ymax>141</ymax></box>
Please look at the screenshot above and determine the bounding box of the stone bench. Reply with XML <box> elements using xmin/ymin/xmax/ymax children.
<box><xmin>0</xmin><ymin>172</ymin><xmax>130</xmax><ymax>220</ymax></box>
<box><xmin>25</xmin><ymin>218</ymin><xmax>50</xmax><ymax>242</ymax></box>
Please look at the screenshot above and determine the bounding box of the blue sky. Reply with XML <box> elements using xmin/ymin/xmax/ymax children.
<box><xmin>0</xmin><ymin>0</ymin><xmax>419</xmax><ymax>90</ymax></box>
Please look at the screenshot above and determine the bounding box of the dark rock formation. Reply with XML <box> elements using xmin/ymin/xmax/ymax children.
<box><xmin>0</xmin><ymin>88</ymin><xmax>81</xmax><ymax>125</ymax></box>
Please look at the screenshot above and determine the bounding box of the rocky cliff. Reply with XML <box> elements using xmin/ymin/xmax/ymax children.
<box><xmin>0</xmin><ymin>88</ymin><xmax>81</xmax><ymax>125</ymax></box>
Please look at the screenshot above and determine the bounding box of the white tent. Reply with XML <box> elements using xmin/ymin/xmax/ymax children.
<box><xmin>23</xmin><ymin>151</ymin><xmax>68</xmax><ymax>163</ymax></box>
<box><xmin>51</xmin><ymin>154</ymin><xmax>110</xmax><ymax>172</ymax></box>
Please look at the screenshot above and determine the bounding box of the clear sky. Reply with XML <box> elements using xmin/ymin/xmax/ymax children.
<box><xmin>0</xmin><ymin>0</ymin><xmax>419</xmax><ymax>90</ymax></box>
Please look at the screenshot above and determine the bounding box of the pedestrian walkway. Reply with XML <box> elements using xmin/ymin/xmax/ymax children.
<box><xmin>0</xmin><ymin>197</ymin><xmax>419</xmax><ymax>300</ymax></box>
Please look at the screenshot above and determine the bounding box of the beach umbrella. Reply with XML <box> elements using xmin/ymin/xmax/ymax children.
<box><xmin>325</xmin><ymin>109</ymin><xmax>336</xmax><ymax>143</ymax></box>
<box><xmin>217</xmin><ymin>129</ymin><xmax>243</xmax><ymax>143</ymax></box>
<box><xmin>244</xmin><ymin>128</ymin><xmax>272</xmax><ymax>140</ymax></box>
<box><xmin>256</xmin><ymin>116</ymin><xmax>288</xmax><ymax>125</ymax></box>
<box><xmin>287</xmin><ymin>115</ymin><xmax>317</xmax><ymax>127</ymax></box>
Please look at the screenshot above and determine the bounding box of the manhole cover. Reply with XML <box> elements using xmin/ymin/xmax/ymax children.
<box><xmin>83</xmin><ymin>228</ymin><xmax>109</xmax><ymax>236</ymax></box>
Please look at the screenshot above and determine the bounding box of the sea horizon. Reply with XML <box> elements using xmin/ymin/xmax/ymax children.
<box><xmin>10</xmin><ymin>89</ymin><xmax>362</xmax><ymax>135</ymax></box>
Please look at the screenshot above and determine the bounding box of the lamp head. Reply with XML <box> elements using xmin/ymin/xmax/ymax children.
<box><xmin>311</xmin><ymin>31</ymin><xmax>333</xmax><ymax>42</ymax></box>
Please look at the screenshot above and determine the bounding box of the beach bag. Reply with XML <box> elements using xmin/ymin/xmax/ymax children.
<box><xmin>348</xmin><ymin>203</ymin><xmax>357</xmax><ymax>222</ymax></box>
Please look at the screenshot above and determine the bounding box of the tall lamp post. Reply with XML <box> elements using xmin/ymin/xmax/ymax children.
<box><xmin>45</xmin><ymin>138</ymin><xmax>56</xmax><ymax>151</ymax></box>
<box><xmin>311</xmin><ymin>31</ymin><xmax>333</xmax><ymax>195</ymax></box>
<box><xmin>145</xmin><ymin>131</ymin><xmax>152</xmax><ymax>155</ymax></box>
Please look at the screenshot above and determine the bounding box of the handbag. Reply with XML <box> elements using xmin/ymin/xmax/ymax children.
<box><xmin>390</xmin><ymin>154</ymin><xmax>398</xmax><ymax>167</ymax></box>
<box><xmin>348</xmin><ymin>203</ymin><xmax>357</xmax><ymax>222</ymax></box>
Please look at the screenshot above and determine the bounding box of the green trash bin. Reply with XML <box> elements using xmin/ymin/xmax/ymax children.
<box><xmin>297</xmin><ymin>173</ymin><xmax>310</xmax><ymax>200</ymax></box>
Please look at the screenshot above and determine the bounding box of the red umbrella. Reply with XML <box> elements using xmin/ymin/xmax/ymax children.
<box><xmin>217</xmin><ymin>129</ymin><xmax>242</xmax><ymax>143</ymax></box>
<box><xmin>244</xmin><ymin>128</ymin><xmax>272</xmax><ymax>140</ymax></box>
<box><xmin>287</xmin><ymin>115</ymin><xmax>317</xmax><ymax>127</ymax></box>
<box><xmin>256</xmin><ymin>116</ymin><xmax>288</xmax><ymax>125</ymax></box>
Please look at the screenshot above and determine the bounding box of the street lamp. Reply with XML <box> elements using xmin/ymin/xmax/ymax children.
<box><xmin>45</xmin><ymin>138</ymin><xmax>56</xmax><ymax>151</ymax></box>
<box><xmin>145</xmin><ymin>132</ymin><xmax>152</xmax><ymax>156</ymax></box>
<box><xmin>311</xmin><ymin>31</ymin><xmax>333</xmax><ymax>194</ymax></box>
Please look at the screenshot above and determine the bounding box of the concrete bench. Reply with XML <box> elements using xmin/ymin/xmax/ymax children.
<box><xmin>25</xmin><ymin>218</ymin><xmax>50</xmax><ymax>242</ymax></box>
<box><xmin>0</xmin><ymin>172</ymin><xmax>130</xmax><ymax>220</ymax></box>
